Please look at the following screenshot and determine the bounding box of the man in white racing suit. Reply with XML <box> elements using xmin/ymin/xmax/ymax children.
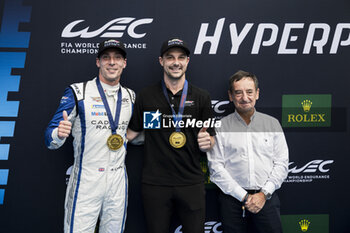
<box><xmin>45</xmin><ymin>39</ymin><xmax>135</xmax><ymax>233</ymax></box>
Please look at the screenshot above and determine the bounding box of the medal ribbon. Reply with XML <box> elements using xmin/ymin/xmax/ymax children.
<box><xmin>96</xmin><ymin>78</ymin><xmax>122</xmax><ymax>135</ymax></box>
<box><xmin>161</xmin><ymin>79</ymin><xmax>188</xmax><ymax>132</ymax></box>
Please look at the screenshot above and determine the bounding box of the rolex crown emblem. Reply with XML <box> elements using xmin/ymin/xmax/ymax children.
<box><xmin>301</xmin><ymin>99</ymin><xmax>312</xmax><ymax>112</ymax></box>
<box><xmin>299</xmin><ymin>219</ymin><xmax>310</xmax><ymax>232</ymax></box>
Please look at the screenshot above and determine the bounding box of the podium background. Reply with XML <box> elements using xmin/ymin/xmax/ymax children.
<box><xmin>0</xmin><ymin>0</ymin><xmax>349</xmax><ymax>232</ymax></box>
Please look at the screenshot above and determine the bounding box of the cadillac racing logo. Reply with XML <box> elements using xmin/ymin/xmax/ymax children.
<box><xmin>60</xmin><ymin>17</ymin><xmax>153</xmax><ymax>55</ymax></box>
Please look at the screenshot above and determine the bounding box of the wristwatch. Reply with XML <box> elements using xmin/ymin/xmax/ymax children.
<box><xmin>261</xmin><ymin>189</ymin><xmax>272</xmax><ymax>200</ymax></box>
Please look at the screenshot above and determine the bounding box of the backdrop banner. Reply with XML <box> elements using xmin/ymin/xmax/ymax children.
<box><xmin>0</xmin><ymin>0</ymin><xmax>349</xmax><ymax>232</ymax></box>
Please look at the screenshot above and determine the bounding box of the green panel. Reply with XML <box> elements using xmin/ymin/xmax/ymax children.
<box><xmin>281</xmin><ymin>214</ymin><xmax>329</xmax><ymax>233</ymax></box>
<box><xmin>200</xmin><ymin>156</ymin><xmax>218</xmax><ymax>189</ymax></box>
<box><xmin>282</xmin><ymin>94</ymin><xmax>332</xmax><ymax>127</ymax></box>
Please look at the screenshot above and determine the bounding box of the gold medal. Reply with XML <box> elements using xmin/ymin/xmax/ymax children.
<box><xmin>169</xmin><ymin>131</ymin><xmax>186</xmax><ymax>148</ymax></box>
<box><xmin>107</xmin><ymin>134</ymin><xmax>124</xmax><ymax>151</ymax></box>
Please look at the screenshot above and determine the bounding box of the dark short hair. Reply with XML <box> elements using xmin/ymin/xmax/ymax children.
<box><xmin>229</xmin><ymin>70</ymin><xmax>259</xmax><ymax>92</ymax></box>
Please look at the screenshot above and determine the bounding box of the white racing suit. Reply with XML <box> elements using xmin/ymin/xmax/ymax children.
<box><xmin>45</xmin><ymin>77</ymin><xmax>135</xmax><ymax>233</ymax></box>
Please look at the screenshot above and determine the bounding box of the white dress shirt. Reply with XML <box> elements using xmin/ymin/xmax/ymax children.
<box><xmin>207</xmin><ymin>110</ymin><xmax>289</xmax><ymax>202</ymax></box>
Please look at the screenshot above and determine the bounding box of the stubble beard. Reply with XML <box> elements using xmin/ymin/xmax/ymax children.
<box><xmin>164</xmin><ymin>66</ymin><xmax>186</xmax><ymax>81</ymax></box>
<box><xmin>100</xmin><ymin>69</ymin><xmax>121</xmax><ymax>85</ymax></box>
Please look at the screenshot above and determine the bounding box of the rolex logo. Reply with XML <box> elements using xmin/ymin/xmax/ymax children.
<box><xmin>282</xmin><ymin>94</ymin><xmax>331</xmax><ymax>127</ymax></box>
<box><xmin>301</xmin><ymin>100</ymin><xmax>312</xmax><ymax>112</ymax></box>
<box><xmin>299</xmin><ymin>219</ymin><xmax>310</xmax><ymax>232</ymax></box>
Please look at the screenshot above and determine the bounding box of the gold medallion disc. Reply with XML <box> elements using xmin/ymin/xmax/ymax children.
<box><xmin>107</xmin><ymin>134</ymin><xmax>124</xmax><ymax>150</ymax></box>
<box><xmin>169</xmin><ymin>131</ymin><xmax>186</xmax><ymax>148</ymax></box>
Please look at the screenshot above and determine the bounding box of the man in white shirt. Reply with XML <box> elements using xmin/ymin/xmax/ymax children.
<box><xmin>207</xmin><ymin>70</ymin><xmax>289</xmax><ymax>233</ymax></box>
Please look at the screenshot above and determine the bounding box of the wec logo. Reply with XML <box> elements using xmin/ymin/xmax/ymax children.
<box><xmin>175</xmin><ymin>221</ymin><xmax>222</xmax><ymax>233</ymax></box>
<box><xmin>289</xmin><ymin>160</ymin><xmax>334</xmax><ymax>173</ymax></box>
<box><xmin>211</xmin><ymin>100</ymin><xmax>230</xmax><ymax>114</ymax></box>
<box><xmin>62</xmin><ymin>17</ymin><xmax>153</xmax><ymax>38</ymax></box>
